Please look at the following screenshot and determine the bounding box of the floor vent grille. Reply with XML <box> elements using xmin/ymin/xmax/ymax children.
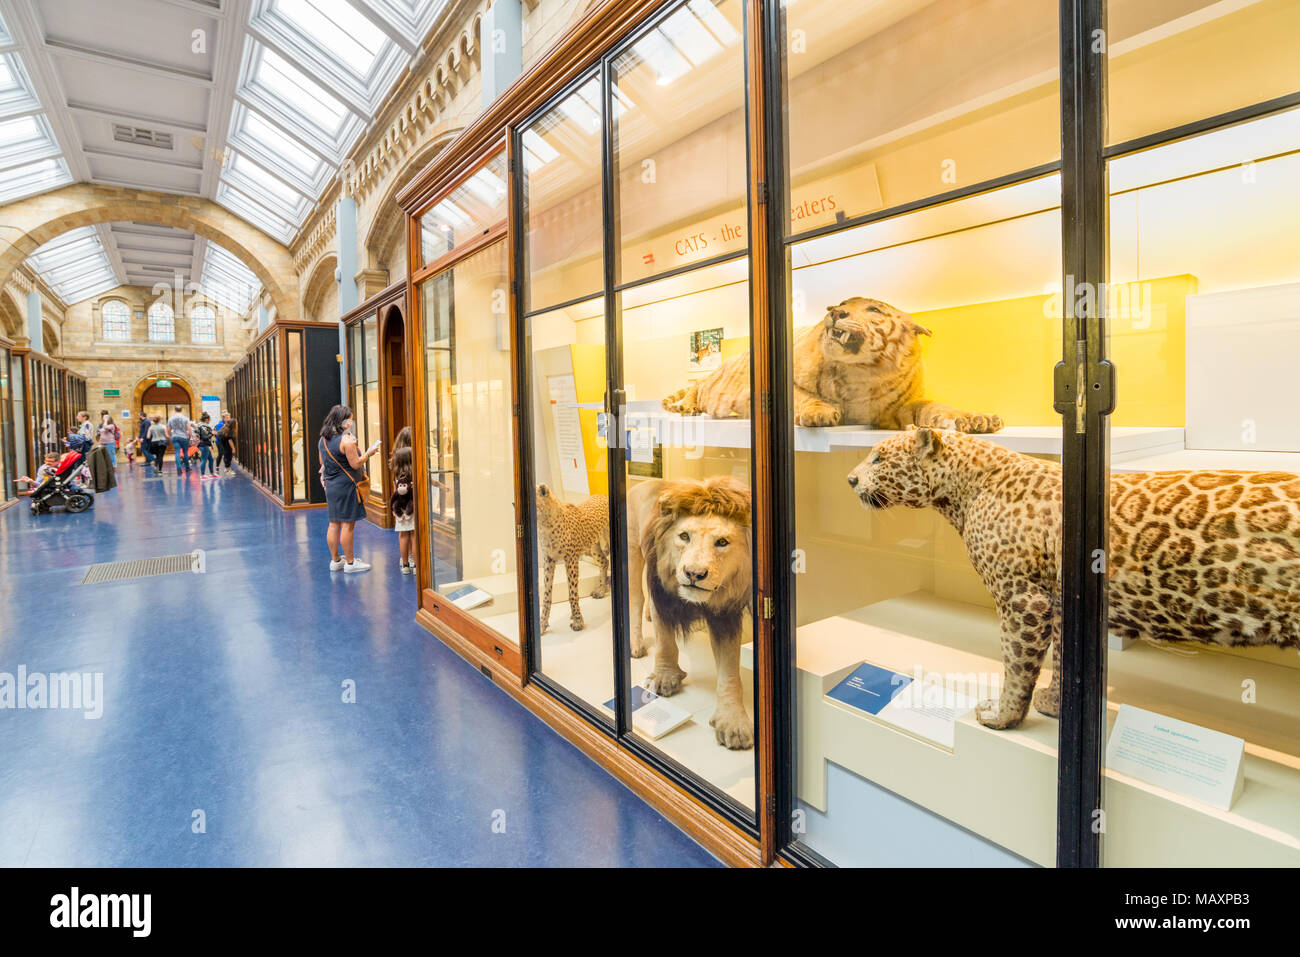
<box><xmin>81</xmin><ymin>553</ymin><xmax>195</xmax><ymax>585</ymax></box>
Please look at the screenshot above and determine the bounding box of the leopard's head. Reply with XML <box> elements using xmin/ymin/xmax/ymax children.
<box><xmin>819</xmin><ymin>297</ymin><xmax>930</xmax><ymax>368</ymax></box>
<box><xmin>846</xmin><ymin>427</ymin><xmax>948</xmax><ymax>510</ymax></box>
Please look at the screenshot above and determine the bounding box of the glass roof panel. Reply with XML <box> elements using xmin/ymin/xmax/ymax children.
<box><xmin>252</xmin><ymin>46</ymin><xmax>349</xmax><ymax>137</ymax></box>
<box><xmin>272</xmin><ymin>0</ymin><xmax>387</xmax><ymax>76</ymax></box>
<box><xmin>26</xmin><ymin>226</ymin><xmax>120</xmax><ymax>304</ymax></box>
<box><xmin>0</xmin><ymin>156</ymin><xmax>71</xmax><ymax>203</ymax></box>
<box><xmin>217</xmin><ymin>182</ymin><xmax>296</xmax><ymax>242</ymax></box>
<box><xmin>240</xmin><ymin>107</ymin><xmax>324</xmax><ymax>177</ymax></box>
<box><xmin>224</xmin><ymin>150</ymin><xmax>311</xmax><ymax>223</ymax></box>
<box><xmin>201</xmin><ymin>243</ymin><xmax>263</xmax><ymax>314</ymax></box>
<box><xmin>0</xmin><ymin>53</ymin><xmax>40</xmax><ymax>116</ymax></box>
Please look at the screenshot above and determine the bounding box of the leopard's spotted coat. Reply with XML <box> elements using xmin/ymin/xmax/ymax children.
<box><xmin>848</xmin><ymin>428</ymin><xmax>1300</xmax><ymax>729</ymax></box>
<box><xmin>536</xmin><ymin>484</ymin><xmax>610</xmax><ymax>632</ymax></box>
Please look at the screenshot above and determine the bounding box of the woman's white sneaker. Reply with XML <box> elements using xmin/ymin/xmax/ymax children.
<box><xmin>344</xmin><ymin>559</ymin><xmax>371</xmax><ymax>574</ymax></box>
<box><xmin>330</xmin><ymin>558</ymin><xmax>345</xmax><ymax>571</ymax></box>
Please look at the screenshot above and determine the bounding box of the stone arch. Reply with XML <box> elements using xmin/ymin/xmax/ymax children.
<box><xmin>0</xmin><ymin>184</ymin><xmax>300</xmax><ymax>324</ymax></box>
<box><xmin>130</xmin><ymin>371</ymin><xmax>200</xmax><ymax>418</ymax></box>
<box><xmin>363</xmin><ymin>130</ymin><xmax>463</xmax><ymax>278</ymax></box>
<box><xmin>42</xmin><ymin>317</ymin><xmax>59</xmax><ymax>354</ymax></box>
<box><xmin>0</xmin><ymin>287</ymin><xmax>24</xmax><ymax>343</ymax></box>
<box><xmin>302</xmin><ymin>253</ymin><xmax>338</xmax><ymax>321</ymax></box>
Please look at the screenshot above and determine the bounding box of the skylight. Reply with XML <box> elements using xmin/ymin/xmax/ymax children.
<box><xmin>0</xmin><ymin>113</ymin><xmax>59</xmax><ymax>168</ymax></box>
<box><xmin>244</xmin><ymin>44</ymin><xmax>353</xmax><ymax>146</ymax></box>
<box><xmin>201</xmin><ymin>243</ymin><xmax>263</xmax><ymax>315</ymax></box>
<box><xmin>227</xmin><ymin>104</ymin><xmax>331</xmax><ymax>195</ymax></box>
<box><xmin>0</xmin><ymin>156</ymin><xmax>72</xmax><ymax>204</ymax></box>
<box><xmin>26</xmin><ymin>226</ymin><xmax>120</xmax><ymax>304</ymax></box>
<box><xmin>224</xmin><ymin>150</ymin><xmax>312</xmax><ymax>223</ymax></box>
<box><xmin>272</xmin><ymin>0</ymin><xmax>387</xmax><ymax>77</ymax></box>
<box><xmin>217</xmin><ymin>181</ymin><xmax>296</xmax><ymax>243</ymax></box>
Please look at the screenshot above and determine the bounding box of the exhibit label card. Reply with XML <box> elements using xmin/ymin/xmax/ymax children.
<box><xmin>826</xmin><ymin>662</ymin><xmax>975</xmax><ymax>750</ymax></box>
<box><xmin>1106</xmin><ymin>704</ymin><xmax>1245</xmax><ymax>811</ymax></box>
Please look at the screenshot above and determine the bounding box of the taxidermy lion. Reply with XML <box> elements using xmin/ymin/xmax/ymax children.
<box><xmin>847</xmin><ymin>427</ymin><xmax>1300</xmax><ymax>730</ymax></box>
<box><xmin>663</xmin><ymin>296</ymin><xmax>1003</xmax><ymax>432</ymax></box>
<box><xmin>627</xmin><ymin>475</ymin><xmax>754</xmax><ymax>750</ymax></box>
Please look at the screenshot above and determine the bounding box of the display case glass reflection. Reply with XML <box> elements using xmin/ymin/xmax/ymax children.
<box><xmin>421</xmin><ymin>240</ymin><xmax>519</xmax><ymax>639</ymax></box>
<box><xmin>781</xmin><ymin>0</ymin><xmax>1059</xmax><ymax>237</ymax></box>
<box><xmin>781</xmin><ymin>0</ymin><xmax>1064</xmax><ymax>867</ymax></box>
<box><xmin>1098</xmin><ymin>86</ymin><xmax>1300</xmax><ymax>861</ymax></box>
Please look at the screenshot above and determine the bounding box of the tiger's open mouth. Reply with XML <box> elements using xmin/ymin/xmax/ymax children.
<box><xmin>828</xmin><ymin>325</ymin><xmax>865</xmax><ymax>354</ymax></box>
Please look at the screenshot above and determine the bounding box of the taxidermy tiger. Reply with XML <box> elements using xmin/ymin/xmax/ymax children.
<box><xmin>536</xmin><ymin>484</ymin><xmax>610</xmax><ymax>633</ymax></box>
<box><xmin>847</xmin><ymin>428</ymin><xmax>1300</xmax><ymax>730</ymax></box>
<box><xmin>662</xmin><ymin>297</ymin><xmax>1003</xmax><ymax>432</ymax></box>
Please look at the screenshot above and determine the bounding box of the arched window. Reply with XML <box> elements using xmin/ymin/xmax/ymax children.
<box><xmin>190</xmin><ymin>304</ymin><xmax>217</xmax><ymax>344</ymax></box>
<box><xmin>101</xmin><ymin>300</ymin><xmax>130</xmax><ymax>341</ymax></box>
<box><xmin>147</xmin><ymin>301</ymin><xmax>175</xmax><ymax>342</ymax></box>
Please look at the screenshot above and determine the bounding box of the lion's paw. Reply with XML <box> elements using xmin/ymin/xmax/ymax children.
<box><xmin>629</xmin><ymin>638</ymin><xmax>648</xmax><ymax>659</ymax></box>
<box><xmin>795</xmin><ymin>402</ymin><xmax>841</xmax><ymax>428</ymax></box>
<box><xmin>1032</xmin><ymin>686</ymin><xmax>1060</xmax><ymax>718</ymax></box>
<box><xmin>710</xmin><ymin>705</ymin><xmax>754</xmax><ymax>750</ymax></box>
<box><xmin>975</xmin><ymin>698</ymin><xmax>1024</xmax><ymax>730</ymax></box>
<box><xmin>644</xmin><ymin>666</ymin><xmax>686</xmax><ymax>697</ymax></box>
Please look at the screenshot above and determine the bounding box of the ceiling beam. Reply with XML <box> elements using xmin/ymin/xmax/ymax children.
<box><xmin>82</xmin><ymin>145</ymin><xmax>205</xmax><ymax>172</ymax></box>
<box><xmin>42</xmin><ymin>39</ymin><xmax>215</xmax><ymax>87</ymax></box>
<box><xmin>65</xmin><ymin>101</ymin><xmax>210</xmax><ymax>135</ymax></box>
<box><xmin>348</xmin><ymin>1</ymin><xmax>418</xmax><ymax>56</ymax></box>
<box><xmin>94</xmin><ymin>222</ymin><xmax>129</xmax><ymax>290</ymax></box>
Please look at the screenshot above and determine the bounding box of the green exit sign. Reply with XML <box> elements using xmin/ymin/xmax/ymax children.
<box><xmin>102</xmin><ymin>389</ymin><xmax>120</xmax><ymax>397</ymax></box>
<box><xmin>155</xmin><ymin>379</ymin><xmax>172</xmax><ymax>389</ymax></box>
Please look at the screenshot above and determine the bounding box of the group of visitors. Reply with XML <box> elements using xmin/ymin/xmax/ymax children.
<box><xmin>317</xmin><ymin>404</ymin><xmax>417</xmax><ymax>579</ymax></box>
<box><xmin>127</xmin><ymin>407</ymin><xmax>239</xmax><ymax>478</ymax></box>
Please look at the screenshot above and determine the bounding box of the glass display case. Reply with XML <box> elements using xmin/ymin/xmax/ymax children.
<box><xmin>0</xmin><ymin>336</ymin><xmax>19</xmax><ymax>512</ymax></box>
<box><xmin>397</xmin><ymin>0</ymin><xmax>1300</xmax><ymax>866</ymax></box>
<box><xmin>409</xmin><ymin>147</ymin><xmax>521</xmax><ymax>672</ymax></box>
<box><xmin>1095</xmin><ymin>0</ymin><xmax>1300</xmax><ymax>867</ymax></box>
<box><xmin>342</xmin><ymin>283</ymin><xmax>409</xmax><ymax>526</ymax></box>
<box><xmin>12</xmin><ymin>348</ymin><xmax>85</xmax><ymax>472</ymax></box>
<box><xmin>225</xmin><ymin>320</ymin><xmax>339</xmax><ymax>508</ymax></box>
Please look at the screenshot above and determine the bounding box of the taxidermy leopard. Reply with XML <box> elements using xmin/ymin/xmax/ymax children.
<box><xmin>662</xmin><ymin>296</ymin><xmax>1003</xmax><ymax>432</ymax></box>
<box><xmin>847</xmin><ymin>428</ymin><xmax>1300</xmax><ymax>729</ymax></box>
<box><xmin>536</xmin><ymin>484</ymin><xmax>610</xmax><ymax>632</ymax></box>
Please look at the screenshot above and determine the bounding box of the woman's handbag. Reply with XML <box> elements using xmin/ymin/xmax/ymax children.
<box><xmin>321</xmin><ymin>438</ymin><xmax>370</xmax><ymax>504</ymax></box>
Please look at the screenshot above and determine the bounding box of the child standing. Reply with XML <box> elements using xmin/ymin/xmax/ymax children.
<box><xmin>195</xmin><ymin>413</ymin><xmax>217</xmax><ymax>477</ymax></box>
<box><xmin>390</xmin><ymin>428</ymin><xmax>415</xmax><ymax>574</ymax></box>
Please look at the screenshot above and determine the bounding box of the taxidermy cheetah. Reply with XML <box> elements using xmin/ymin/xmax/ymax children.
<box><xmin>847</xmin><ymin>428</ymin><xmax>1300</xmax><ymax>729</ymax></box>
<box><xmin>662</xmin><ymin>297</ymin><xmax>1003</xmax><ymax>432</ymax></box>
<box><xmin>536</xmin><ymin>484</ymin><xmax>610</xmax><ymax>632</ymax></box>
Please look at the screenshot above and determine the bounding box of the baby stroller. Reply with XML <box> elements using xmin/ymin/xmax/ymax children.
<box><xmin>30</xmin><ymin>433</ymin><xmax>95</xmax><ymax>515</ymax></box>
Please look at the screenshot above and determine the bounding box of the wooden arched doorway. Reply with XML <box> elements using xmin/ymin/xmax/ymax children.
<box><xmin>131</xmin><ymin>374</ymin><xmax>199</xmax><ymax>460</ymax></box>
<box><xmin>382</xmin><ymin>304</ymin><xmax>407</xmax><ymax>450</ymax></box>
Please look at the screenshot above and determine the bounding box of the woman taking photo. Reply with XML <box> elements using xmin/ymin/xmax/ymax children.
<box><xmin>318</xmin><ymin>405</ymin><xmax>381</xmax><ymax>574</ymax></box>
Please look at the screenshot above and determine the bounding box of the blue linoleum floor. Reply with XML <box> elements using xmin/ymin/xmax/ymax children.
<box><xmin>0</xmin><ymin>462</ymin><xmax>719</xmax><ymax>867</ymax></box>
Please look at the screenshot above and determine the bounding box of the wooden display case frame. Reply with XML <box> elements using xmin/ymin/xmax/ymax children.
<box><xmin>341</xmin><ymin>281</ymin><xmax>411</xmax><ymax>529</ymax></box>
<box><xmin>226</xmin><ymin>319</ymin><xmax>340</xmax><ymax>511</ymax></box>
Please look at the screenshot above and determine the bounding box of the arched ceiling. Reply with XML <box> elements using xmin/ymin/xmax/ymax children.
<box><xmin>0</xmin><ymin>0</ymin><xmax>454</xmax><ymax>304</ymax></box>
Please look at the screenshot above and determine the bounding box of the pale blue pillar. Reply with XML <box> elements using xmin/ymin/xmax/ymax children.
<box><xmin>257</xmin><ymin>304</ymin><xmax>269</xmax><ymax>333</ymax></box>
<box><xmin>26</xmin><ymin>290</ymin><xmax>42</xmax><ymax>354</ymax></box>
<box><xmin>482</xmin><ymin>0</ymin><xmax>523</xmax><ymax>106</ymax></box>
<box><xmin>336</xmin><ymin>196</ymin><xmax>359</xmax><ymax>403</ymax></box>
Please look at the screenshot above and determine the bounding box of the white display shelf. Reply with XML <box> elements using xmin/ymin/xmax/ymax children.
<box><xmin>623</xmin><ymin>402</ymin><xmax>1184</xmax><ymax>459</ymax></box>
<box><xmin>514</xmin><ymin>590</ymin><xmax>758</xmax><ymax>811</ymax></box>
<box><xmin>774</xmin><ymin>592</ymin><xmax>1300</xmax><ymax>866</ymax></box>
